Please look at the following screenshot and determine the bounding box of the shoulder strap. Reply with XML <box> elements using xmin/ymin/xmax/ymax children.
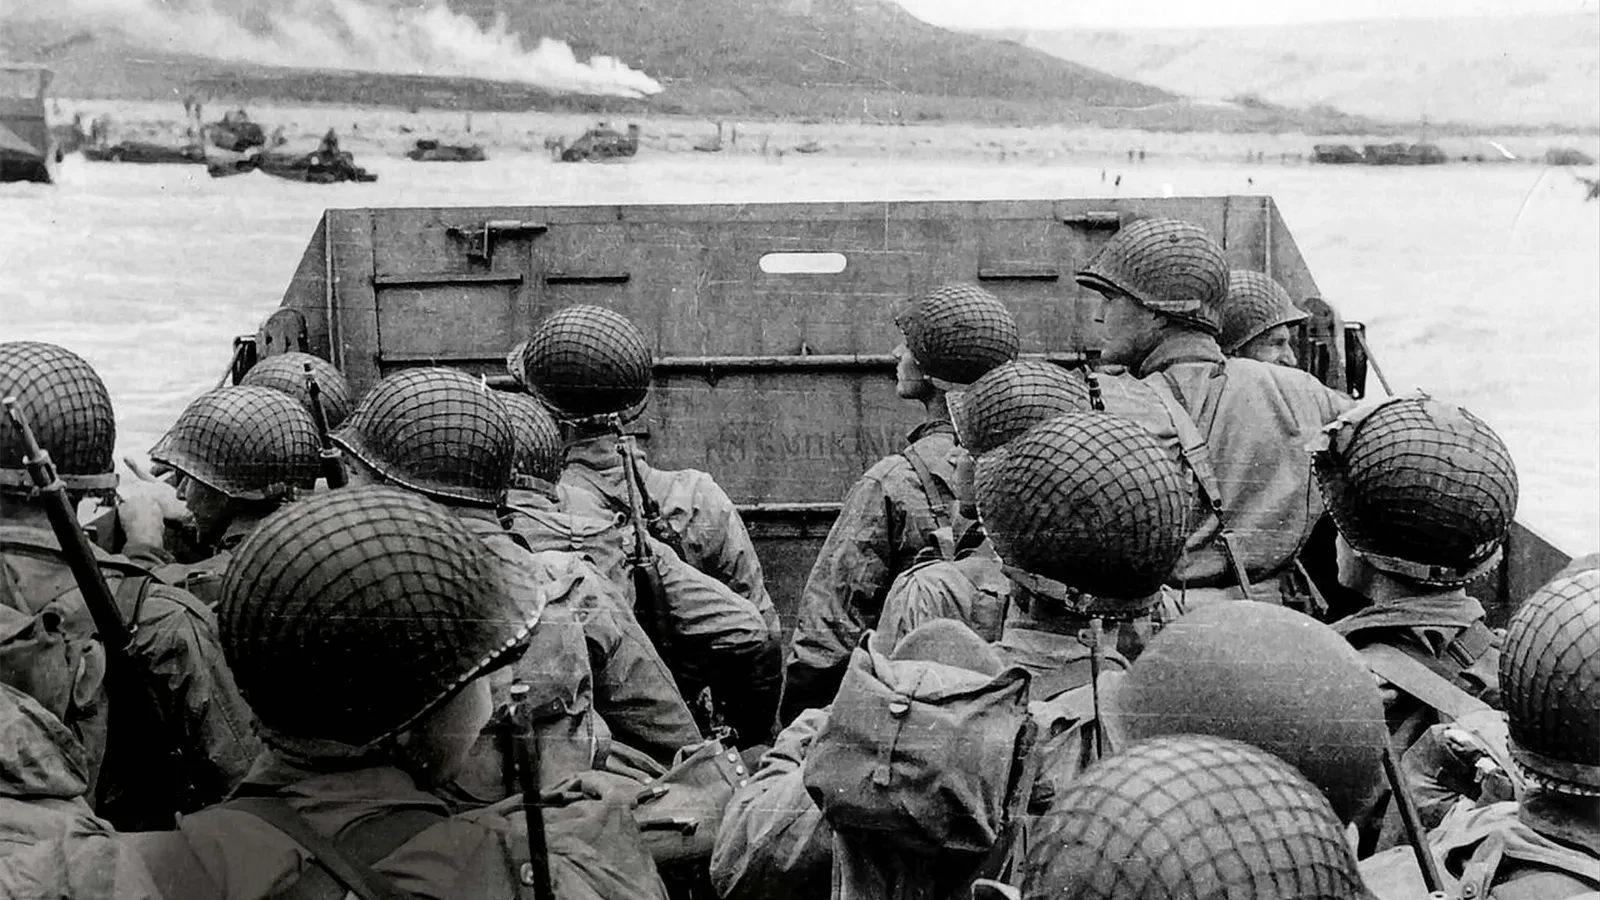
<box><xmin>223</xmin><ymin>797</ymin><xmax>432</xmax><ymax>900</ymax></box>
<box><xmin>1361</xmin><ymin>643</ymin><xmax>1494</xmax><ymax>721</ymax></box>
<box><xmin>900</xmin><ymin>443</ymin><xmax>952</xmax><ymax>532</ymax></box>
<box><xmin>1491</xmin><ymin>870</ymin><xmax>1600</xmax><ymax>900</ymax></box>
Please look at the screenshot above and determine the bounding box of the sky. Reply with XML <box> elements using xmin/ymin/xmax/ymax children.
<box><xmin>895</xmin><ymin>0</ymin><xmax>1598</xmax><ymax>30</ymax></box>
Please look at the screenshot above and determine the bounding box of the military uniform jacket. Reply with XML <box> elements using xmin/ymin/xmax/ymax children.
<box><xmin>124</xmin><ymin>753</ymin><xmax>672</xmax><ymax>900</ymax></box>
<box><xmin>0</xmin><ymin>523</ymin><xmax>261</xmax><ymax>826</ymax></box>
<box><xmin>1101</xmin><ymin>333</ymin><xmax>1353</xmax><ymax>591</ymax></box>
<box><xmin>0</xmin><ymin>683</ymin><xmax>165</xmax><ymax>900</ymax></box>
<box><xmin>559</xmin><ymin>436</ymin><xmax>776</xmax><ymax>633</ymax></box>
<box><xmin>783</xmin><ymin>420</ymin><xmax>959</xmax><ymax>719</ymax></box>
<box><xmin>877</xmin><ymin>538</ymin><xmax>1010</xmax><ymax>648</ymax></box>
<box><xmin>129</xmin><ymin>515</ymin><xmax>267</xmax><ymax>607</ymax></box>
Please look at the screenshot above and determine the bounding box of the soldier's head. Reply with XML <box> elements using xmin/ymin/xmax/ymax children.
<box><xmin>975</xmin><ymin>413</ymin><xmax>1187</xmax><ymax>624</ymax></box>
<box><xmin>219</xmin><ymin>486</ymin><xmax>538</xmax><ymax>779</ymax></box>
<box><xmin>1500</xmin><ymin>563</ymin><xmax>1599</xmax><ymax>807</ymax></box>
<box><xmin>1014</xmin><ymin>735</ymin><xmax>1369</xmax><ymax>900</ymax></box>
<box><xmin>949</xmin><ymin>359</ymin><xmax>1092</xmax><ymax>458</ymax></box>
<box><xmin>1075</xmin><ymin>218</ymin><xmax>1228</xmax><ymax>369</ymax></box>
<box><xmin>149</xmin><ymin>386</ymin><xmax>321</xmax><ymax>543</ymax></box>
<box><xmin>238</xmin><ymin>351</ymin><xmax>353</xmax><ymax>430</ymax></box>
<box><xmin>515</xmin><ymin>305</ymin><xmax>652</xmax><ymax>437</ymax></box>
<box><xmin>1220</xmin><ymin>269</ymin><xmax>1306</xmax><ymax>367</ymax></box>
<box><xmin>500</xmin><ymin>391</ymin><xmax>565</xmax><ymax>495</ymax></box>
<box><xmin>0</xmin><ymin>341</ymin><xmax>118</xmax><ymax>510</ymax></box>
<box><xmin>1311</xmin><ymin>393</ymin><xmax>1518</xmax><ymax>592</ymax></box>
<box><xmin>332</xmin><ymin>367</ymin><xmax>515</xmax><ymax>509</ymax></box>
<box><xmin>892</xmin><ymin>283</ymin><xmax>1020</xmax><ymax>401</ymax></box>
<box><xmin>1110</xmin><ymin>603</ymin><xmax>1389</xmax><ymax>823</ymax></box>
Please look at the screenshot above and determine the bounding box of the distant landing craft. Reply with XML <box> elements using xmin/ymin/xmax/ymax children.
<box><xmin>1578</xmin><ymin>174</ymin><xmax>1600</xmax><ymax>202</ymax></box>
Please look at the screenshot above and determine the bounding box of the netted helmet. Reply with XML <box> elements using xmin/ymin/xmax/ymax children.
<box><xmin>500</xmin><ymin>391</ymin><xmax>565</xmax><ymax>489</ymax></box>
<box><xmin>219</xmin><ymin>486</ymin><xmax>535</xmax><ymax>748</ymax></box>
<box><xmin>1019</xmin><ymin>735</ymin><xmax>1369</xmax><ymax>900</ymax></box>
<box><xmin>148</xmin><ymin>386</ymin><xmax>321</xmax><ymax>502</ymax></box>
<box><xmin>893</xmin><ymin>283</ymin><xmax>1020</xmax><ymax>386</ymax></box>
<box><xmin>238</xmin><ymin>352</ymin><xmax>352</xmax><ymax>430</ymax></box>
<box><xmin>948</xmin><ymin>360</ymin><xmax>1091</xmax><ymax>456</ymax></box>
<box><xmin>976</xmin><ymin>413</ymin><xmax>1188</xmax><ymax>616</ymax></box>
<box><xmin>332</xmin><ymin>367</ymin><xmax>514</xmax><ymax>508</ymax></box>
<box><xmin>1075</xmin><ymin>218</ymin><xmax>1228</xmax><ymax>335</ymax></box>
<box><xmin>0</xmin><ymin>341</ymin><xmax>117</xmax><ymax>497</ymax></box>
<box><xmin>517</xmin><ymin>305</ymin><xmax>652</xmax><ymax>421</ymax></box>
<box><xmin>1116</xmin><ymin>603</ymin><xmax>1388</xmax><ymax>822</ymax></box>
<box><xmin>1499</xmin><ymin>565</ymin><xmax>1600</xmax><ymax>796</ymax></box>
<box><xmin>1220</xmin><ymin>270</ymin><xmax>1307</xmax><ymax>354</ymax></box>
<box><xmin>1311</xmin><ymin>393</ymin><xmax>1518</xmax><ymax>585</ymax></box>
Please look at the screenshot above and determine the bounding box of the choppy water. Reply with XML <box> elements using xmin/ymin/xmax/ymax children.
<box><xmin>3</xmin><ymin>152</ymin><xmax>1597</xmax><ymax>551</ymax></box>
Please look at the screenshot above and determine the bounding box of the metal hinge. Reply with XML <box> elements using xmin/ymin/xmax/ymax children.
<box><xmin>446</xmin><ymin>220</ymin><xmax>549</xmax><ymax>264</ymax></box>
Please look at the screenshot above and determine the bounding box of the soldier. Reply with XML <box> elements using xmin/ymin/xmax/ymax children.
<box><xmin>498</xmin><ymin>389</ymin><xmax>778</xmax><ymax>748</ymax></box>
<box><xmin>711</xmin><ymin>412</ymin><xmax>1191</xmax><ymax>900</ymax></box>
<box><xmin>1076</xmin><ymin>217</ymin><xmax>1354</xmax><ymax>609</ymax></box>
<box><xmin>1219</xmin><ymin>269</ymin><xmax>1308</xmax><ymax>367</ymax></box>
<box><xmin>238</xmin><ymin>350</ymin><xmax>354</xmax><ymax>430</ymax></box>
<box><xmin>0</xmin><ymin>340</ymin><xmax>260</xmax><ymax>832</ymax></box>
<box><xmin>878</xmin><ymin>359</ymin><xmax>1091</xmax><ymax>645</ymax></box>
<box><xmin>782</xmin><ymin>283</ymin><xmax>1020</xmax><ymax>721</ymax></box>
<box><xmin>137</xmin><ymin>385</ymin><xmax>322</xmax><ymax>605</ymax></box>
<box><xmin>1310</xmin><ymin>393</ymin><xmax>1517</xmax><ymax>851</ymax></box>
<box><xmin>329</xmin><ymin>367</ymin><xmax>700</xmax><ymax>781</ymax></box>
<box><xmin>1106</xmin><ymin>602</ymin><xmax>1390</xmax><ymax>825</ymax></box>
<box><xmin>1362</xmin><ymin>563</ymin><xmax>1600</xmax><ymax>900</ymax></box>
<box><xmin>124</xmin><ymin>486</ymin><xmax>670</xmax><ymax>900</ymax></box>
<box><xmin>989</xmin><ymin>735</ymin><xmax>1370</xmax><ymax>900</ymax></box>
<box><xmin>518</xmin><ymin>305</ymin><xmax>776</xmax><ymax>628</ymax></box>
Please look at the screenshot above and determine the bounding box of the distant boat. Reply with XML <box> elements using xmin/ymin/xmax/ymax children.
<box><xmin>83</xmin><ymin>141</ymin><xmax>206</xmax><ymax>165</ymax></box>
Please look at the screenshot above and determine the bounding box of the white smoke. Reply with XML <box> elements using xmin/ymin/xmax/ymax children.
<box><xmin>34</xmin><ymin>0</ymin><xmax>663</xmax><ymax>98</ymax></box>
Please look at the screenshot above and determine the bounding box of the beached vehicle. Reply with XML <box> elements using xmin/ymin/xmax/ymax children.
<box><xmin>210</xmin><ymin>196</ymin><xmax>1573</xmax><ymax>634</ymax></box>
<box><xmin>406</xmin><ymin>138</ymin><xmax>487</xmax><ymax>162</ymax></box>
<box><xmin>82</xmin><ymin>141</ymin><xmax>207</xmax><ymax>165</ymax></box>
<box><xmin>0</xmin><ymin>64</ymin><xmax>59</xmax><ymax>184</ymax></box>
<box><xmin>555</xmin><ymin>123</ymin><xmax>640</xmax><ymax>162</ymax></box>
<box><xmin>206</xmin><ymin>146</ymin><xmax>378</xmax><ymax>183</ymax></box>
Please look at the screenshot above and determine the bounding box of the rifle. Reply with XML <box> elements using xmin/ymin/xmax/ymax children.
<box><xmin>499</xmin><ymin>682</ymin><xmax>553</xmax><ymax>900</ymax></box>
<box><xmin>3</xmin><ymin>397</ymin><xmax>196</xmax><ymax>824</ymax></box>
<box><xmin>611</xmin><ymin>416</ymin><xmax>680</xmax><ymax>676</ymax></box>
<box><xmin>304</xmin><ymin>363</ymin><xmax>347</xmax><ymax>488</ymax></box>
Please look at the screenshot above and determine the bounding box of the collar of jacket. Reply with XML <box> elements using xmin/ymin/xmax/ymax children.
<box><xmin>216</xmin><ymin>512</ymin><xmax>267</xmax><ymax>552</ymax></box>
<box><xmin>905</xmin><ymin>418</ymin><xmax>955</xmax><ymax>446</ymax></box>
<box><xmin>1520</xmin><ymin>792</ymin><xmax>1600</xmax><ymax>857</ymax></box>
<box><xmin>1331</xmin><ymin>588</ymin><xmax>1486</xmax><ymax>656</ymax></box>
<box><xmin>1135</xmin><ymin>331</ymin><xmax>1226</xmax><ymax>378</ymax></box>
<box><xmin>563</xmin><ymin>434</ymin><xmax>639</xmax><ymax>474</ymax></box>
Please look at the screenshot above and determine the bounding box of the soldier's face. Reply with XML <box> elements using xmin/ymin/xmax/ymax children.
<box><xmin>177</xmin><ymin>476</ymin><xmax>231</xmax><ymax>540</ymax></box>
<box><xmin>892</xmin><ymin>341</ymin><xmax>934</xmax><ymax>401</ymax></box>
<box><xmin>1095</xmin><ymin>291</ymin><xmax>1162</xmax><ymax>367</ymax></box>
<box><xmin>1238</xmin><ymin>325</ymin><xmax>1298</xmax><ymax>367</ymax></box>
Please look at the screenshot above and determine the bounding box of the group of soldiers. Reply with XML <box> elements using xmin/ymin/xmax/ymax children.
<box><xmin>0</xmin><ymin>216</ymin><xmax>1594</xmax><ymax>900</ymax></box>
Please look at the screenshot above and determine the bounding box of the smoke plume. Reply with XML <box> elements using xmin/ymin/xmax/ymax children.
<box><xmin>31</xmin><ymin>0</ymin><xmax>663</xmax><ymax>98</ymax></box>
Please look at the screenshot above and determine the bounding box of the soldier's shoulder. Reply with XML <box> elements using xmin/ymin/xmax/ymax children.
<box><xmin>1227</xmin><ymin>358</ymin><xmax>1352</xmax><ymax>409</ymax></box>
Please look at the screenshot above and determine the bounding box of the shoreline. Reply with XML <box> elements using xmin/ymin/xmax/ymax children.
<box><xmin>56</xmin><ymin>98</ymin><xmax>1600</xmax><ymax>167</ymax></box>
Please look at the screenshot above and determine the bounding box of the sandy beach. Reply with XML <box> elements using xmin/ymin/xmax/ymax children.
<box><xmin>56</xmin><ymin>97</ymin><xmax>1600</xmax><ymax>167</ymax></box>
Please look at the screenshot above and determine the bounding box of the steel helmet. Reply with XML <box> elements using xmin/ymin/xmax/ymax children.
<box><xmin>149</xmin><ymin>386</ymin><xmax>321</xmax><ymax>502</ymax></box>
<box><xmin>1499</xmin><ymin>565</ymin><xmax>1600</xmax><ymax>796</ymax></box>
<box><xmin>0</xmin><ymin>341</ymin><xmax>118</xmax><ymax>497</ymax></box>
<box><xmin>893</xmin><ymin>283</ymin><xmax>1021</xmax><ymax>387</ymax></box>
<box><xmin>948</xmin><ymin>359</ymin><xmax>1091</xmax><ymax>456</ymax></box>
<box><xmin>976</xmin><ymin>413</ymin><xmax>1188</xmax><ymax>616</ymax></box>
<box><xmin>1019</xmin><ymin>735</ymin><xmax>1369</xmax><ymax>900</ymax></box>
<box><xmin>332</xmin><ymin>367</ymin><xmax>515</xmax><ymax>508</ymax></box>
<box><xmin>220</xmin><ymin>486</ymin><xmax>536</xmax><ymax>747</ymax></box>
<box><xmin>1115</xmin><ymin>603</ymin><xmax>1389</xmax><ymax>822</ymax></box>
<box><xmin>238</xmin><ymin>352</ymin><xmax>353</xmax><ymax>430</ymax></box>
<box><xmin>1075</xmin><ymin>218</ymin><xmax>1228</xmax><ymax>335</ymax></box>
<box><xmin>499</xmin><ymin>391</ymin><xmax>565</xmax><ymax>488</ymax></box>
<box><xmin>1220</xmin><ymin>269</ymin><xmax>1307</xmax><ymax>354</ymax></box>
<box><xmin>517</xmin><ymin>305</ymin><xmax>652</xmax><ymax>421</ymax></box>
<box><xmin>1311</xmin><ymin>393</ymin><xmax>1518</xmax><ymax>585</ymax></box>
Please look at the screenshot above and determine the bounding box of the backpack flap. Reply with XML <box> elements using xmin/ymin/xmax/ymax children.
<box><xmin>803</xmin><ymin>633</ymin><xmax>1032</xmax><ymax>855</ymax></box>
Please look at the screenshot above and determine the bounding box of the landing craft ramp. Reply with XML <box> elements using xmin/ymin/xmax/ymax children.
<box><xmin>234</xmin><ymin>196</ymin><xmax>1572</xmax><ymax>631</ymax></box>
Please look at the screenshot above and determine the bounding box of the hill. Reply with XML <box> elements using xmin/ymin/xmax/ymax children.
<box><xmin>984</xmin><ymin>13</ymin><xmax>1600</xmax><ymax>131</ymax></box>
<box><xmin>0</xmin><ymin>0</ymin><xmax>1422</xmax><ymax>132</ymax></box>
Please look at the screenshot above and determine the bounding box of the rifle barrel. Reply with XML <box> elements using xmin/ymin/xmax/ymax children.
<box><xmin>3</xmin><ymin>397</ymin><xmax>133</xmax><ymax>651</ymax></box>
<box><xmin>303</xmin><ymin>363</ymin><xmax>347</xmax><ymax>488</ymax></box>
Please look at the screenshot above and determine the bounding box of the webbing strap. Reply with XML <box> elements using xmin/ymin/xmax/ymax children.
<box><xmin>223</xmin><ymin>798</ymin><xmax>432</xmax><ymax>900</ymax></box>
<box><xmin>1361</xmin><ymin>643</ymin><xmax>1494</xmax><ymax>721</ymax></box>
<box><xmin>900</xmin><ymin>443</ymin><xmax>953</xmax><ymax>532</ymax></box>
